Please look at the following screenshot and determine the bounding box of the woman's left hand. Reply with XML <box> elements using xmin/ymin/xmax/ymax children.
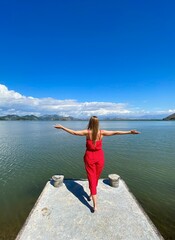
<box><xmin>54</xmin><ymin>124</ymin><xmax>63</xmax><ymax>129</ymax></box>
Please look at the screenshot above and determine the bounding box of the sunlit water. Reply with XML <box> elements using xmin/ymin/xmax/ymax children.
<box><xmin>0</xmin><ymin>121</ymin><xmax>175</xmax><ymax>239</ymax></box>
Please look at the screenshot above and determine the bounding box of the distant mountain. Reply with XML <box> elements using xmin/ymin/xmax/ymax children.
<box><xmin>38</xmin><ymin>114</ymin><xmax>80</xmax><ymax>121</ymax></box>
<box><xmin>0</xmin><ymin>115</ymin><xmax>39</xmax><ymax>120</ymax></box>
<box><xmin>0</xmin><ymin>114</ymin><xmax>171</xmax><ymax>121</ymax></box>
<box><xmin>136</xmin><ymin>114</ymin><xmax>167</xmax><ymax>120</ymax></box>
<box><xmin>0</xmin><ymin>114</ymin><xmax>81</xmax><ymax>121</ymax></box>
<box><xmin>163</xmin><ymin>113</ymin><xmax>175</xmax><ymax>120</ymax></box>
<box><xmin>100</xmin><ymin>114</ymin><xmax>166</xmax><ymax>120</ymax></box>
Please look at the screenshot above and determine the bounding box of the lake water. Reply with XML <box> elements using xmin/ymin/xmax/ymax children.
<box><xmin>0</xmin><ymin>120</ymin><xmax>175</xmax><ymax>239</ymax></box>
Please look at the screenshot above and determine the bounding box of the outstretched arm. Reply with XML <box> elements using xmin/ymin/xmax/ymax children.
<box><xmin>54</xmin><ymin>124</ymin><xmax>87</xmax><ymax>136</ymax></box>
<box><xmin>102</xmin><ymin>129</ymin><xmax>140</xmax><ymax>136</ymax></box>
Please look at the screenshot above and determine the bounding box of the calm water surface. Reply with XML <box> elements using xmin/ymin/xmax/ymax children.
<box><xmin>0</xmin><ymin>121</ymin><xmax>175</xmax><ymax>239</ymax></box>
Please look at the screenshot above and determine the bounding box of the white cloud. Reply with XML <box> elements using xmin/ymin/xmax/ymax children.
<box><xmin>0</xmin><ymin>84</ymin><xmax>23</xmax><ymax>100</ymax></box>
<box><xmin>0</xmin><ymin>84</ymin><xmax>174</xmax><ymax>118</ymax></box>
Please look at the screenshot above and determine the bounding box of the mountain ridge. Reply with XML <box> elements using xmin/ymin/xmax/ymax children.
<box><xmin>163</xmin><ymin>113</ymin><xmax>175</xmax><ymax>120</ymax></box>
<box><xmin>0</xmin><ymin>114</ymin><xmax>168</xmax><ymax>121</ymax></box>
<box><xmin>0</xmin><ymin>114</ymin><xmax>81</xmax><ymax>121</ymax></box>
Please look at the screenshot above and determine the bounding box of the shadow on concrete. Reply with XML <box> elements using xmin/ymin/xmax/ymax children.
<box><xmin>103</xmin><ymin>178</ymin><xmax>110</xmax><ymax>186</ymax></box>
<box><xmin>64</xmin><ymin>180</ymin><xmax>94</xmax><ymax>213</ymax></box>
<box><xmin>50</xmin><ymin>179</ymin><xmax>55</xmax><ymax>186</ymax></box>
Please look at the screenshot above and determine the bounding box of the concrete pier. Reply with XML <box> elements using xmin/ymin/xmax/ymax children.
<box><xmin>16</xmin><ymin>177</ymin><xmax>164</xmax><ymax>240</ymax></box>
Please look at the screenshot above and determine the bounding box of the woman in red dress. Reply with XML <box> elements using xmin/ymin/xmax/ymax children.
<box><xmin>54</xmin><ymin>116</ymin><xmax>139</xmax><ymax>212</ymax></box>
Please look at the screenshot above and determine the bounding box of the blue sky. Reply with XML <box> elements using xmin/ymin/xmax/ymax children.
<box><xmin>0</xmin><ymin>0</ymin><xmax>175</xmax><ymax>118</ymax></box>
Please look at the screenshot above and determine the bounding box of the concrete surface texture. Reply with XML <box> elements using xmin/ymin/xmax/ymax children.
<box><xmin>16</xmin><ymin>178</ymin><xmax>164</xmax><ymax>240</ymax></box>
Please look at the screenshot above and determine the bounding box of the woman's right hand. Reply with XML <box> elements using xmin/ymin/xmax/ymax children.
<box><xmin>130</xmin><ymin>130</ymin><xmax>140</xmax><ymax>134</ymax></box>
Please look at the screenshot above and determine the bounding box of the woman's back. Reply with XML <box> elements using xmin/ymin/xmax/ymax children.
<box><xmin>86</xmin><ymin>130</ymin><xmax>103</xmax><ymax>151</ymax></box>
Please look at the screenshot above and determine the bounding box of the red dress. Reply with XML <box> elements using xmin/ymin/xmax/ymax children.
<box><xmin>84</xmin><ymin>130</ymin><xmax>105</xmax><ymax>195</ymax></box>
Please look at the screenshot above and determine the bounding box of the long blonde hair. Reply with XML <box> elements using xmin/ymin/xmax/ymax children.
<box><xmin>87</xmin><ymin>116</ymin><xmax>99</xmax><ymax>142</ymax></box>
